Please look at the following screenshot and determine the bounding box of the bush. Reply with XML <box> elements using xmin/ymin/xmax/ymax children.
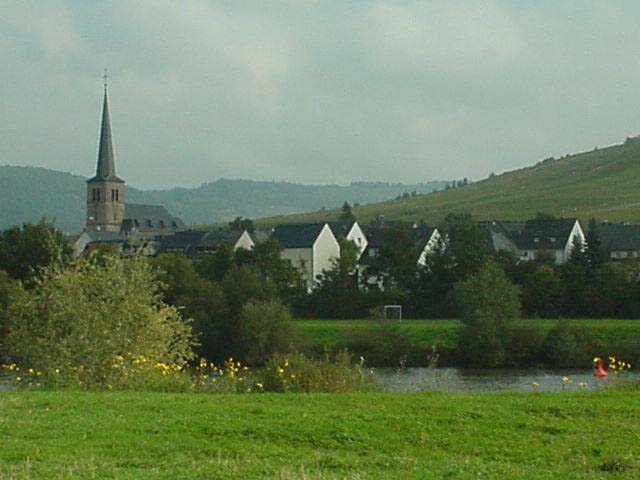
<box><xmin>542</xmin><ymin>323</ymin><xmax>596</xmax><ymax>368</ymax></box>
<box><xmin>260</xmin><ymin>352</ymin><xmax>378</xmax><ymax>393</ymax></box>
<box><xmin>453</xmin><ymin>261</ymin><xmax>520</xmax><ymax>367</ymax></box>
<box><xmin>4</xmin><ymin>252</ymin><xmax>196</xmax><ymax>389</ymax></box>
<box><xmin>343</xmin><ymin>319</ymin><xmax>410</xmax><ymax>367</ymax></box>
<box><xmin>236</xmin><ymin>300</ymin><xmax>294</xmax><ymax>364</ymax></box>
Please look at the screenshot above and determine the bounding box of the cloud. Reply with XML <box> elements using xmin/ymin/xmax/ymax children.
<box><xmin>2</xmin><ymin>1</ymin><xmax>640</xmax><ymax>188</ymax></box>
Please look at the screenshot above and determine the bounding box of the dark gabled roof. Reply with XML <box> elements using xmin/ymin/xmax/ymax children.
<box><xmin>478</xmin><ymin>220</ymin><xmax>525</xmax><ymax>252</ymax></box>
<box><xmin>199</xmin><ymin>230</ymin><xmax>245</xmax><ymax>249</ymax></box>
<box><xmin>156</xmin><ymin>230</ymin><xmax>207</xmax><ymax>252</ymax></box>
<box><xmin>516</xmin><ymin>218</ymin><xmax>578</xmax><ymax>250</ymax></box>
<box><xmin>88</xmin><ymin>89</ymin><xmax>124</xmax><ymax>184</ymax></box>
<box><xmin>599</xmin><ymin>223</ymin><xmax>640</xmax><ymax>251</ymax></box>
<box><xmin>327</xmin><ymin>220</ymin><xmax>356</xmax><ymax>238</ymax></box>
<box><xmin>123</xmin><ymin>204</ymin><xmax>185</xmax><ymax>233</ymax></box>
<box><xmin>84</xmin><ymin>229</ymin><xmax>127</xmax><ymax>243</ymax></box>
<box><xmin>357</xmin><ymin>226</ymin><xmax>436</xmax><ymax>266</ymax></box>
<box><xmin>156</xmin><ymin>229</ymin><xmax>249</xmax><ymax>255</ymax></box>
<box><xmin>272</xmin><ymin>223</ymin><xmax>326</xmax><ymax>248</ymax></box>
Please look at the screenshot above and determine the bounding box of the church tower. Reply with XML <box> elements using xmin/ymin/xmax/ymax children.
<box><xmin>86</xmin><ymin>74</ymin><xmax>125</xmax><ymax>231</ymax></box>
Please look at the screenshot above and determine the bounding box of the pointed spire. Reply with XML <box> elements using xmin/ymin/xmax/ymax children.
<box><xmin>90</xmin><ymin>70</ymin><xmax>123</xmax><ymax>183</ymax></box>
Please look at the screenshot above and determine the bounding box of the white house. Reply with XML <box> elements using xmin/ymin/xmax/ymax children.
<box><xmin>272</xmin><ymin>223</ymin><xmax>340</xmax><ymax>291</ymax></box>
<box><xmin>328</xmin><ymin>220</ymin><xmax>368</xmax><ymax>259</ymax></box>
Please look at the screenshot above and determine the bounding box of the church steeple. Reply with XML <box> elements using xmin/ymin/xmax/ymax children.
<box><xmin>87</xmin><ymin>71</ymin><xmax>126</xmax><ymax>231</ymax></box>
<box><xmin>90</xmin><ymin>71</ymin><xmax>123</xmax><ymax>183</ymax></box>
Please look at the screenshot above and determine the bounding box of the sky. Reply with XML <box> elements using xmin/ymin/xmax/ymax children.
<box><xmin>2</xmin><ymin>1</ymin><xmax>640</xmax><ymax>189</ymax></box>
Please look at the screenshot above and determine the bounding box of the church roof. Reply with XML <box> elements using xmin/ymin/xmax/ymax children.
<box><xmin>122</xmin><ymin>203</ymin><xmax>185</xmax><ymax>234</ymax></box>
<box><xmin>88</xmin><ymin>88</ymin><xmax>123</xmax><ymax>183</ymax></box>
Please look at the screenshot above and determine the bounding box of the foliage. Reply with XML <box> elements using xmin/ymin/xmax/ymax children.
<box><xmin>343</xmin><ymin>318</ymin><xmax>410</xmax><ymax>366</ymax></box>
<box><xmin>0</xmin><ymin>270</ymin><xmax>23</xmax><ymax>362</ymax></box>
<box><xmin>453</xmin><ymin>261</ymin><xmax>520</xmax><ymax>366</ymax></box>
<box><xmin>3</xmin><ymin>252</ymin><xmax>196</xmax><ymax>388</ymax></box>
<box><xmin>542</xmin><ymin>323</ymin><xmax>596</xmax><ymax>368</ymax></box>
<box><xmin>304</xmin><ymin>239</ymin><xmax>367</xmax><ymax>318</ymax></box>
<box><xmin>521</xmin><ymin>265</ymin><xmax>563</xmax><ymax>318</ymax></box>
<box><xmin>228</xmin><ymin>216</ymin><xmax>254</xmax><ymax>233</ymax></box>
<box><xmin>0</xmin><ymin>220</ymin><xmax>72</xmax><ymax>283</ymax></box>
<box><xmin>260</xmin><ymin>352</ymin><xmax>378</xmax><ymax>393</ymax></box>
<box><xmin>236</xmin><ymin>301</ymin><xmax>294</xmax><ymax>364</ymax></box>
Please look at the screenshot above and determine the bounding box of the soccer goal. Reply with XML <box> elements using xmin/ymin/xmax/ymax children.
<box><xmin>384</xmin><ymin>305</ymin><xmax>402</xmax><ymax>321</ymax></box>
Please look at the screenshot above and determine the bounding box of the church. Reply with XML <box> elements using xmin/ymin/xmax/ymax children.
<box><xmin>72</xmin><ymin>80</ymin><xmax>185</xmax><ymax>256</ymax></box>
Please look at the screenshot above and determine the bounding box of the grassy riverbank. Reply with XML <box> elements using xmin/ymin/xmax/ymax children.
<box><xmin>1</xmin><ymin>390</ymin><xmax>639</xmax><ymax>479</ymax></box>
<box><xmin>292</xmin><ymin>318</ymin><xmax>640</xmax><ymax>367</ymax></box>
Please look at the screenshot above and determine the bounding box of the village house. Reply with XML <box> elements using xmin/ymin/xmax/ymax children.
<box><xmin>481</xmin><ymin>218</ymin><xmax>585</xmax><ymax>264</ymax></box>
<box><xmin>327</xmin><ymin>220</ymin><xmax>368</xmax><ymax>259</ymax></box>
<box><xmin>599</xmin><ymin>223</ymin><xmax>640</xmax><ymax>260</ymax></box>
<box><xmin>357</xmin><ymin>225</ymin><xmax>442</xmax><ymax>290</ymax></box>
<box><xmin>156</xmin><ymin>228</ymin><xmax>254</xmax><ymax>257</ymax></box>
<box><xmin>271</xmin><ymin>223</ymin><xmax>340</xmax><ymax>291</ymax></box>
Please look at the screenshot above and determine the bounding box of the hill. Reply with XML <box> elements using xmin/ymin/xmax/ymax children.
<box><xmin>0</xmin><ymin>165</ymin><xmax>447</xmax><ymax>233</ymax></box>
<box><xmin>256</xmin><ymin>139</ymin><xmax>640</xmax><ymax>226</ymax></box>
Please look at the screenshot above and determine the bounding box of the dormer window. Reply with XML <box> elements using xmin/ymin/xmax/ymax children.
<box><xmin>533</xmin><ymin>237</ymin><xmax>539</xmax><ymax>243</ymax></box>
<box><xmin>549</xmin><ymin>237</ymin><xmax>556</xmax><ymax>243</ymax></box>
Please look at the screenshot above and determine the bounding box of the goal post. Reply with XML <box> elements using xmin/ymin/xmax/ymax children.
<box><xmin>384</xmin><ymin>305</ymin><xmax>402</xmax><ymax>321</ymax></box>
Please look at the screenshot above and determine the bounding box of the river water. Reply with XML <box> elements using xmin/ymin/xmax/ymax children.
<box><xmin>373</xmin><ymin>367</ymin><xmax>639</xmax><ymax>392</ymax></box>
<box><xmin>2</xmin><ymin>369</ymin><xmax>637</xmax><ymax>393</ymax></box>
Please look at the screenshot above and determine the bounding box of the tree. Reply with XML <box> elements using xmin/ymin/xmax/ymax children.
<box><xmin>196</xmin><ymin>245</ymin><xmax>235</xmax><ymax>283</ymax></box>
<box><xmin>453</xmin><ymin>260</ymin><xmax>520</xmax><ymax>366</ymax></box>
<box><xmin>0</xmin><ymin>220</ymin><xmax>72</xmax><ymax>283</ymax></box>
<box><xmin>0</xmin><ymin>270</ymin><xmax>22</xmax><ymax>362</ymax></box>
<box><xmin>585</xmin><ymin>218</ymin><xmax>605</xmax><ymax>269</ymax></box>
<box><xmin>228</xmin><ymin>216</ymin><xmax>255</xmax><ymax>233</ymax></box>
<box><xmin>370</xmin><ymin>226</ymin><xmax>418</xmax><ymax>291</ymax></box>
<box><xmin>443</xmin><ymin>214</ymin><xmax>490</xmax><ymax>280</ymax></box>
<box><xmin>306</xmin><ymin>239</ymin><xmax>366</xmax><ymax>318</ymax></box>
<box><xmin>338</xmin><ymin>202</ymin><xmax>356</xmax><ymax>222</ymax></box>
<box><xmin>236</xmin><ymin>300</ymin><xmax>294</xmax><ymax>364</ymax></box>
<box><xmin>236</xmin><ymin>239</ymin><xmax>305</xmax><ymax>305</ymax></box>
<box><xmin>521</xmin><ymin>264</ymin><xmax>563</xmax><ymax>318</ymax></box>
<box><xmin>4</xmin><ymin>252</ymin><xmax>196</xmax><ymax>387</ymax></box>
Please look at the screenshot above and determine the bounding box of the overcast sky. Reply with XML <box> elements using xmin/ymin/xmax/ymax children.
<box><xmin>2</xmin><ymin>1</ymin><xmax>640</xmax><ymax>189</ymax></box>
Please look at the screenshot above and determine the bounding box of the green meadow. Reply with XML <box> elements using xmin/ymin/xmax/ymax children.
<box><xmin>293</xmin><ymin>318</ymin><xmax>640</xmax><ymax>352</ymax></box>
<box><xmin>1</xmin><ymin>390</ymin><xmax>638</xmax><ymax>479</ymax></box>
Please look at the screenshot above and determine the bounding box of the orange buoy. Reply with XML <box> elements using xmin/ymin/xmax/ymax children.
<box><xmin>594</xmin><ymin>357</ymin><xmax>608</xmax><ymax>378</ymax></box>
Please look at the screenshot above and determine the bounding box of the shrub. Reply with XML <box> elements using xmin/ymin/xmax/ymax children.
<box><xmin>542</xmin><ymin>323</ymin><xmax>596</xmax><ymax>368</ymax></box>
<box><xmin>343</xmin><ymin>319</ymin><xmax>410</xmax><ymax>366</ymax></box>
<box><xmin>453</xmin><ymin>260</ymin><xmax>520</xmax><ymax>367</ymax></box>
<box><xmin>4</xmin><ymin>252</ymin><xmax>196</xmax><ymax>389</ymax></box>
<box><xmin>236</xmin><ymin>300</ymin><xmax>294</xmax><ymax>364</ymax></box>
<box><xmin>260</xmin><ymin>352</ymin><xmax>378</xmax><ymax>393</ymax></box>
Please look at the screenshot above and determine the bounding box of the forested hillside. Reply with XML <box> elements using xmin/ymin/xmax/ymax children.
<box><xmin>0</xmin><ymin>165</ymin><xmax>447</xmax><ymax>232</ymax></box>
<box><xmin>258</xmin><ymin>139</ymin><xmax>640</xmax><ymax>226</ymax></box>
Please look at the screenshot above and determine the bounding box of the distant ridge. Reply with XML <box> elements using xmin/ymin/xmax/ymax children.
<box><xmin>255</xmin><ymin>139</ymin><xmax>640</xmax><ymax>226</ymax></box>
<box><xmin>0</xmin><ymin>165</ymin><xmax>448</xmax><ymax>232</ymax></box>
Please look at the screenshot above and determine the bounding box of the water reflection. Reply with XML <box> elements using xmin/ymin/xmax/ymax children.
<box><xmin>373</xmin><ymin>367</ymin><xmax>639</xmax><ymax>392</ymax></box>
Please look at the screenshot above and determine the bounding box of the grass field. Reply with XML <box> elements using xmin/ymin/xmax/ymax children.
<box><xmin>293</xmin><ymin>318</ymin><xmax>640</xmax><ymax>351</ymax></box>
<box><xmin>1</xmin><ymin>390</ymin><xmax>638</xmax><ymax>479</ymax></box>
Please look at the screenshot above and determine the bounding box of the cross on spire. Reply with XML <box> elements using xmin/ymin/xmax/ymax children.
<box><xmin>103</xmin><ymin>68</ymin><xmax>108</xmax><ymax>89</ymax></box>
